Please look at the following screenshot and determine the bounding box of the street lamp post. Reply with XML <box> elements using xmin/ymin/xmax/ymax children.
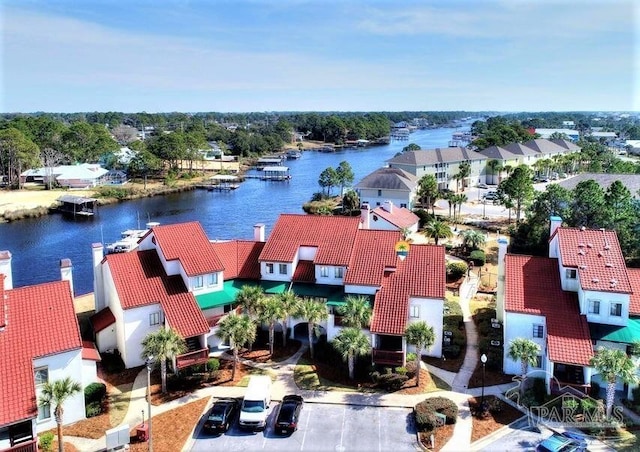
<box><xmin>146</xmin><ymin>355</ymin><xmax>155</xmax><ymax>452</ymax></box>
<box><xmin>482</xmin><ymin>199</ymin><xmax>487</xmax><ymax>219</ymax></box>
<box><xmin>480</xmin><ymin>353</ymin><xmax>488</xmax><ymax>411</ymax></box>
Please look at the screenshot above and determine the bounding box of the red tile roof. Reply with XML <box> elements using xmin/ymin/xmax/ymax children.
<box><xmin>151</xmin><ymin>222</ymin><xmax>224</xmax><ymax>276</ymax></box>
<box><xmin>554</xmin><ymin>227</ymin><xmax>631</xmax><ymax>294</ymax></box>
<box><xmin>106</xmin><ymin>250</ymin><xmax>209</xmax><ymax>338</ymax></box>
<box><xmin>82</xmin><ymin>341</ymin><xmax>101</xmax><ymax>361</ymax></box>
<box><xmin>90</xmin><ymin>307</ymin><xmax>116</xmax><ymax>333</ymax></box>
<box><xmin>293</xmin><ymin>260</ymin><xmax>315</xmax><ymax>283</ymax></box>
<box><xmin>628</xmin><ymin>268</ymin><xmax>640</xmax><ymax>315</ymax></box>
<box><xmin>210</xmin><ymin>240</ymin><xmax>264</xmax><ymax>280</ymax></box>
<box><xmin>259</xmin><ymin>214</ymin><xmax>360</xmax><ymax>266</ymax></box>
<box><xmin>0</xmin><ymin>280</ymin><xmax>82</xmax><ymax>426</ymax></box>
<box><xmin>369</xmin><ymin>205</ymin><xmax>419</xmax><ymax>229</ymax></box>
<box><xmin>504</xmin><ymin>254</ymin><xmax>593</xmax><ymax>366</ymax></box>
<box><xmin>0</xmin><ymin>276</ymin><xmax>5</xmax><ymax>330</ymax></box>
<box><xmin>370</xmin><ymin>244</ymin><xmax>446</xmax><ymax>336</ymax></box>
<box><xmin>345</xmin><ymin>230</ymin><xmax>401</xmax><ymax>287</ymax></box>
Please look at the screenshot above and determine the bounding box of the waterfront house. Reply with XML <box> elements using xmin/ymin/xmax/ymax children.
<box><xmin>20</xmin><ymin>163</ymin><xmax>109</xmax><ymax>189</ymax></box>
<box><xmin>534</xmin><ymin>128</ymin><xmax>580</xmax><ymax>141</ymax></box>
<box><xmin>360</xmin><ymin>201</ymin><xmax>420</xmax><ymax>234</ymax></box>
<box><xmin>385</xmin><ymin>146</ymin><xmax>488</xmax><ymax>191</ymax></box>
<box><xmin>92</xmin><ymin>215</ymin><xmax>445</xmax><ymax>370</ymax></box>
<box><xmin>354</xmin><ymin>167</ymin><xmax>418</xmax><ymax>209</ymax></box>
<box><xmin>498</xmin><ymin>217</ymin><xmax>640</xmax><ymax>398</ymax></box>
<box><xmin>0</xmin><ymin>252</ymin><xmax>99</xmax><ymax>450</ymax></box>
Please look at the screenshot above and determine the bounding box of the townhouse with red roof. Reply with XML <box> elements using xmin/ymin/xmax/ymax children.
<box><xmin>360</xmin><ymin>201</ymin><xmax>420</xmax><ymax>234</ymax></box>
<box><xmin>0</xmin><ymin>252</ymin><xmax>98</xmax><ymax>451</ymax></box>
<box><xmin>498</xmin><ymin>216</ymin><xmax>640</xmax><ymax>397</ymax></box>
<box><xmin>92</xmin><ymin>214</ymin><xmax>445</xmax><ymax>371</ymax></box>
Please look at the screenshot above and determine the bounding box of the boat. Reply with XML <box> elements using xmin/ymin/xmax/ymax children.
<box><xmin>286</xmin><ymin>150</ymin><xmax>302</xmax><ymax>159</ymax></box>
<box><xmin>106</xmin><ymin>221</ymin><xmax>160</xmax><ymax>254</ymax></box>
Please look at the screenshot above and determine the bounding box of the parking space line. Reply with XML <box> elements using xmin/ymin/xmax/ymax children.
<box><xmin>378</xmin><ymin>407</ymin><xmax>381</xmax><ymax>452</ymax></box>
<box><xmin>300</xmin><ymin>403</ymin><xmax>311</xmax><ymax>450</ymax></box>
<box><xmin>337</xmin><ymin>406</ymin><xmax>346</xmax><ymax>451</ymax></box>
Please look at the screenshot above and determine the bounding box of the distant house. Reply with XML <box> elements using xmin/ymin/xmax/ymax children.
<box><xmin>354</xmin><ymin>167</ymin><xmax>418</xmax><ymax>209</ymax></box>
<box><xmin>386</xmin><ymin>146</ymin><xmax>488</xmax><ymax>191</ymax></box>
<box><xmin>0</xmin><ymin>252</ymin><xmax>99</xmax><ymax>449</ymax></box>
<box><xmin>534</xmin><ymin>128</ymin><xmax>580</xmax><ymax>141</ymax></box>
<box><xmin>20</xmin><ymin>164</ymin><xmax>109</xmax><ymax>188</ymax></box>
<box><xmin>555</xmin><ymin>173</ymin><xmax>640</xmax><ymax>198</ymax></box>
<box><xmin>360</xmin><ymin>201</ymin><xmax>420</xmax><ymax>234</ymax></box>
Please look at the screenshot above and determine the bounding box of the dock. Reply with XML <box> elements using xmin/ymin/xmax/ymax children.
<box><xmin>56</xmin><ymin>195</ymin><xmax>98</xmax><ymax>218</ymax></box>
<box><xmin>245</xmin><ymin>165</ymin><xmax>291</xmax><ymax>181</ymax></box>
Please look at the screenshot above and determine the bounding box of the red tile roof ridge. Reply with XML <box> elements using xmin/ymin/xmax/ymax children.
<box><xmin>628</xmin><ymin>268</ymin><xmax>640</xmax><ymax>315</ymax></box>
<box><xmin>370</xmin><ymin>205</ymin><xmax>419</xmax><ymax>229</ymax></box>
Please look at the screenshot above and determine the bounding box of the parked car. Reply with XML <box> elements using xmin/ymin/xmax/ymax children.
<box><xmin>477</xmin><ymin>182</ymin><xmax>488</xmax><ymax>189</ymax></box>
<box><xmin>275</xmin><ymin>395</ymin><xmax>304</xmax><ymax>435</ymax></box>
<box><xmin>483</xmin><ymin>191</ymin><xmax>498</xmax><ymax>200</ymax></box>
<box><xmin>239</xmin><ymin>375</ymin><xmax>272</xmax><ymax>431</ymax></box>
<box><xmin>203</xmin><ymin>398</ymin><xmax>240</xmax><ymax>434</ymax></box>
<box><xmin>535</xmin><ymin>432</ymin><xmax>587</xmax><ymax>452</ymax></box>
<box><xmin>559</xmin><ymin>173</ymin><xmax>568</xmax><ymax>178</ymax></box>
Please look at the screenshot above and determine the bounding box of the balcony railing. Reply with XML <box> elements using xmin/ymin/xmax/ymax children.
<box><xmin>176</xmin><ymin>348</ymin><xmax>209</xmax><ymax>370</ymax></box>
<box><xmin>4</xmin><ymin>438</ymin><xmax>37</xmax><ymax>452</ymax></box>
<box><xmin>550</xmin><ymin>379</ymin><xmax>590</xmax><ymax>396</ymax></box>
<box><xmin>206</xmin><ymin>306</ymin><xmax>243</xmax><ymax>328</ymax></box>
<box><xmin>372</xmin><ymin>349</ymin><xmax>404</xmax><ymax>366</ymax></box>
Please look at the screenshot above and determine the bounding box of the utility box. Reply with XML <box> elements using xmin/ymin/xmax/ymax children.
<box><xmin>136</xmin><ymin>424</ymin><xmax>149</xmax><ymax>442</ymax></box>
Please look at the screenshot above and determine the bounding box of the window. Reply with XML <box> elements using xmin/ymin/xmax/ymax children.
<box><xmin>400</xmin><ymin>203</ymin><xmax>407</xmax><ymax>208</ymax></box>
<box><xmin>532</xmin><ymin>324</ymin><xmax>544</xmax><ymax>338</ymax></box>
<box><xmin>410</xmin><ymin>305</ymin><xmax>420</xmax><ymax>318</ymax></box>
<box><xmin>610</xmin><ymin>302</ymin><xmax>623</xmax><ymax>317</ymax></box>
<box><xmin>588</xmin><ymin>300</ymin><xmax>600</xmax><ymax>314</ymax></box>
<box><xmin>34</xmin><ymin>367</ymin><xmax>48</xmax><ymax>386</ymax></box>
<box><xmin>37</xmin><ymin>404</ymin><xmax>51</xmax><ymax>421</ymax></box>
<box><xmin>534</xmin><ymin>356</ymin><xmax>543</xmax><ymax>368</ymax></box>
<box><xmin>266</xmin><ymin>263</ymin><xmax>274</xmax><ymax>274</ymax></box>
<box><xmin>149</xmin><ymin>312</ymin><xmax>161</xmax><ymax>326</ymax></box>
<box><xmin>377</xmin><ymin>190</ymin><xmax>382</xmax><ymax>197</ymax></box>
<box><xmin>565</xmin><ymin>269</ymin><xmax>577</xmax><ymax>279</ymax></box>
<box><xmin>207</xmin><ymin>273</ymin><xmax>218</xmax><ymax>286</ymax></box>
<box><xmin>193</xmin><ymin>276</ymin><xmax>204</xmax><ymax>289</ymax></box>
<box><xmin>320</xmin><ymin>266</ymin><xmax>329</xmax><ymax>278</ymax></box>
<box><xmin>279</xmin><ymin>264</ymin><xmax>287</xmax><ymax>275</ymax></box>
<box><xmin>335</xmin><ymin>267</ymin><xmax>344</xmax><ymax>279</ymax></box>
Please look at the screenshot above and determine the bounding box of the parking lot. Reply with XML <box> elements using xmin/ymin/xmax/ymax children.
<box><xmin>189</xmin><ymin>401</ymin><xmax>421</xmax><ymax>451</ymax></box>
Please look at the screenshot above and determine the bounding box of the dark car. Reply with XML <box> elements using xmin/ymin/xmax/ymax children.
<box><xmin>203</xmin><ymin>398</ymin><xmax>240</xmax><ymax>434</ymax></box>
<box><xmin>275</xmin><ymin>395</ymin><xmax>304</xmax><ymax>435</ymax></box>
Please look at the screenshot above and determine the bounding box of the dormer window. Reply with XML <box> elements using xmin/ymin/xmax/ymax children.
<box><xmin>335</xmin><ymin>267</ymin><xmax>344</xmax><ymax>279</ymax></box>
<box><xmin>266</xmin><ymin>263</ymin><xmax>274</xmax><ymax>274</ymax></box>
<box><xmin>565</xmin><ymin>269</ymin><xmax>577</xmax><ymax>279</ymax></box>
<box><xmin>194</xmin><ymin>275</ymin><xmax>203</xmax><ymax>289</ymax></box>
<box><xmin>610</xmin><ymin>302</ymin><xmax>622</xmax><ymax>317</ymax></box>
<box><xmin>208</xmin><ymin>273</ymin><xmax>218</xmax><ymax>286</ymax></box>
<box><xmin>320</xmin><ymin>266</ymin><xmax>329</xmax><ymax>278</ymax></box>
<box><xmin>588</xmin><ymin>300</ymin><xmax>601</xmax><ymax>314</ymax></box>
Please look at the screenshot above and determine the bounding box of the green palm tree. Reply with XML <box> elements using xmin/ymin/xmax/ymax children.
<box><xmin>456</xmin><ymin>161</ymin><xmax>471</xmax><ymax>191</ymax></box>
<box><xmin>486</xmin><ymin>159</ymin><xmax>503</xmax><ymax>185</ymax></box>
<box><xmin>258</xmin><ymin>296</ymin><xmax>286</xmax><ymax>355</ymax></box>
<box><xmin>295</xmin><ymin>298</ymin><xmax>328</xmax><ymax>359</ymax></box>
<box><xmin>216</xmin><ymin>312</ymin><xmax>256</xmax><ymax>380</ymax></box>
<box><xmin>423</xmin><ymin>219</ymin><xmax>453</xmax><ymax>245</ymax></box>
<box><xmin>332</xmin><ymin>327</ymin><xmax>371</xmax><ymax>379</ymax></box>
<box><xmin>460</xmin><ymin>229</ymin><xmax>486</xmax><ymax>251</ymax></box>
<box><xmin>38</xmin><ymin>377</ymin><xmax>82</xmax><ymax>452</ymax></box>
<box><xmin>452</xmin><ymin>193</ymin><xmax>467</xmax><ymax>222</ymax></box>
<box><xmin>590</xmin><ymin>347</ymin><xmax>638</xmax><ymax>419</ymax></box>
<box><xmin>141</xmin><ymin>328</ymin><xmax>187</xmax><ymax>394</ymax></box>
<box><xmin>235</xmin><ymin>284</ymin><xmax>265</xmax><ymax>318</ymax></box>
<box><xmin>338</xmin><ymin>295</ymin><xmax>372</xmax><ymax>329</ymax></box>
<box><xmin>276</xmin><ymin>291</ymin><xmax>301</xmax><ymax>347</ymax></box>
<box><xmin>405</xmin><ymin>322</ymin><xmax>435</xmax><ymax>386</ymax></box>
<box><xmin>507</xmin><ymin>338</ymin><xmax>540</xmax><ymax>378</ymax></box>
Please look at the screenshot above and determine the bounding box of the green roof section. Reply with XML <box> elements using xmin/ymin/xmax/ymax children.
<box><xmin>589</xmin><ymin>317</ymin><xmax>640</xmax><ymax>344</ymax></box>
<box><xmin>195</xmin><ymin>280</ymin><xmax>252</xmax><ymax>310</ymax></box>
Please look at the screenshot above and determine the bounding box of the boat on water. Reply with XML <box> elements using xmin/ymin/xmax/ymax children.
<box><xmin>106</xmin><ymin>221</ymin><xmax>160</xmax><ymax>254</ymax></box>
<box><xmin>286</xmin><ymin>150</ymin><xmax>302</xmax><ymax>159</ymax></box>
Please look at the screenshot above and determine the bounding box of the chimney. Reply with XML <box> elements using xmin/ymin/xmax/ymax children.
<box><xmin>495</xmin><ymin>237</ymin><xmax>509</xmax><ymax>322</ymax></box>
<box><xmin>92</xmin><ymin>243</ymin><xmax>105</xmax><ymax>311</ymax></box>
<box><xmin>0</xmin><ymin>251</ymin><xmax>13</xmax><ymax>290</ymax></box>
<box><xmin>360</xmin><ymin>203</ymin><xmax>371</xmax><ymax>229</ymax></box>
<box><xmin>253</xmin><ymin>223</ymin><xmax>265</xmax><ymax>242</ymax></box>
<box><xmin>384</xmin><ymin>200</ymin><xmax>393</xmax><ymax>214</ymax></box>
<box><xmin>60</xmin><ymin>258</ymin><xmax>74</xmax><ymax>297</ymax></box>
<box><xmin>549</xmin><ymin>216</ymin><xmax>563</xmax><ymax>258</ymax></box>
<box><xmin>0</xmin><ymin>275</ymin><xmax>6</xmax><ymax>330</ymax></box>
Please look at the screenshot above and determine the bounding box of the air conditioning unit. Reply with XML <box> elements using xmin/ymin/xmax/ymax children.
<box><xmin>491</xmin><ymin>340</ymin><xmax>501</xmax><ymax>347</ymax></box>
<box><xmin>444</xmin><ymin>331</ymin><xmax>453</xmax><ymax>337</ymax></box>
<box><xmin>492</xmin><ymin>322</ymin><xmax>501</xmax><ymax>329</ymax></box>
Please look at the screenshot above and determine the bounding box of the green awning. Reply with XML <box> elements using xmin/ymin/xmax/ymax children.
<box><xmin>260</xmin><ymin>280</ymin><xmax>288</xmax><ymax>294</ymax></box>
<box><xmin>195</xmin><ymin>280</ymin><xmax>254</xmax><ymax>310</ymax></box>
<box><xmin>589</xmin><ymin>317</ymin><xmax>640</xmax><ymax>343</ymax></box>
<box><xmin>291</xmin><ymin>283</ymin><xmax>345</xmax><ymax>304</ymax></box>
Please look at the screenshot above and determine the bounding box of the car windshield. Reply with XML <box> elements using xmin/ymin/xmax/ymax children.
<box><xmin>208</xmin><ymin>405</ymin><xmax>227</xmax><ymax>422</ymax></box>
<box><xmin>242</xmin><ymin>400</ymin><xmax>265</xmax><ymax>413</ymax></box>
<box><xmin>278</xmin><ymin>404</ymin><xmax>295</xmax><ymax>420</ymax></box>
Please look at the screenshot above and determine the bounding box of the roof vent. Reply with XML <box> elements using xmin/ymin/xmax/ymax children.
<box><xmin>604</xmin><ymin>245</ymin><xmax>611</xmax><ymax>250</ymax></box>
<box><xmin>580</xmin><ymin>226</ymin><xmax>586</xmax><ymax>231</ymax></box>
<box><xmin>592</xmin><ymin>277</ymin><xmax>599</xmax><ymax>283</ymax></box>
<box><xmin>587</xmin><ymin>243</ymin><xmax>593</xmax><ymax>248</ymax></box>
<box><xmin>598</xmin><ymin>251</ymin><xmax>603</xmax><ymax>257</ymax></box>
<box><xmin>605</xmin><ymin>263</ymin><xmax>614</xmax><ymax>268</ymax></box>
<box><xmin>579</xmin><ymin>264</ymin><xmax>587</xmax><ymax>270</ymax></box>
<box><xmin>578</xmin><ymin>250</ymin><xmax>585</xmax><ymax>256</ymax></box>
<box><xmin>578</xmin><ymin>243</ymin><xmax>586</xmax><ymax>248</ymax></box>
<box><xmin>610</xmin><ymin>278</ymin><xmax>617</xmax><ymax>284</ymax></box>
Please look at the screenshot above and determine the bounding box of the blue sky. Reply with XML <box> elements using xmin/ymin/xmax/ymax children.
<box><xmin>1</xmin><ymin>0</ymin><xmax>638</xmax><ymax>113</ymax></box>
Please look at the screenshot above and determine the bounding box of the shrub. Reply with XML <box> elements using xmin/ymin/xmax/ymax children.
<box><xmin>377</xmin><ymin>373</ymin><xmax>408</xmax><ymax>391</ymax></box>
<box><xmin>207</xmin><ymin>358</ymin><xmax>220</xmax><ymax>372</ymax></box>
<box><xmin>532</xmin><ymin>378</ymin><xmax>546</xmax><ymax>404</ymax></box>
<box><xmin>39</xmin><ymin>432</ymin><xmax>55</xmax><ymax>452</ymax></box>
<box><xmin>84</xmin><ymin>382</ymin><xmax>107</xmax><ymax>405</ymax></box>
<box><xmin>369</xmin><ymin>370</ymin><xmax>381</xmax><ymax>383</ymax></box>
<box><xmin>469</xmin><ymin>250</ymin><xmax>486</xmax><ymax>266</ymax></box>
<box><xmin>446</xmin><ymin>261</ymin><xmax>468</xmax><ymax>280</ymax></box>
<box><xmin>395</xmin><ymin>367</ymin><xmax>408</xmax><ymax>376</ymax></box>
<box><xmin>415</xmin><ymin>409</ymin><xmax>438</xmax><ymax>432</ymax></box>
<box><xmin>412</xmin><ymin>209</ymin><xmax>432</xmax><ymax>229</ymax></box>
<box><xmin>406</xmin><ymin>352</ymin><xmax>417</xmax><ymax>362</ymax></box>
<box><xmin>442</xmin><ymin>344</ymin><xmax>461</xmax><ymax>359</ymax></box>
<box><xmin>86</xmin><ymin>400</ymin><xmax>102</xmax><ymax>418</ymax></box>
<box><xmin>415</xmin><ymin>397</ymin><xmax>458</xmax><ymax>425</ymax></box>
<box><xmin>405</xmin><ymin>361</ymin><xmax>418</xmax><ymax>379</ymax></box>
<box><xmin>590</xmin><ymin>381</ymin><xmax>601</xmax><ymax>398</ymax></box>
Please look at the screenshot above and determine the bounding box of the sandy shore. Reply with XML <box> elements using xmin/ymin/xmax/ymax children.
<box><xmin>0</xmin><ymin>188</ymin><xmax>96</xmax><ymax>216</ymax></box>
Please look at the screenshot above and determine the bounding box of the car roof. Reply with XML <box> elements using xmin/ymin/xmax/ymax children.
<box><xmin>538</xmin><ymin>434</ymin><xmax>575</xmax><ymax>451</ymax></box>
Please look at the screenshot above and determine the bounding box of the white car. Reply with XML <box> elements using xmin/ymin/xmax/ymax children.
<box><xmin>477</xmin><ymin>183</ymin><xmax>488</xmax><ymax>189</ymax></box>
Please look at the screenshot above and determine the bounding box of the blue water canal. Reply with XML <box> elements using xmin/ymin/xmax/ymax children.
<box><xmin>0</xmin><ymin>123</ymin><xmax>471</xmax><ymax>294</ymax></box>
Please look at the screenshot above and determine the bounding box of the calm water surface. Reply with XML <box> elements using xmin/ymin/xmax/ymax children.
<box><xmin>0</xmin><ymin>124</ymin><xmax>470</xmax><ymax>294</ymax></box>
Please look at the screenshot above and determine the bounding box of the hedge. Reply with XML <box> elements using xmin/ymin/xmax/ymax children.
<box><xmin>446</xmin><ymin>261</ymin><xmax>468</xmax><ymax>280</ymax></box>
<box><xmin>415</xmin><ymin>397</ymin><xmax>458</xmax><ymax>425</ymax></box>
<box><xmin>84</xmin><ymin>382</ymin><xmax>107</xmax><ymax>404</ymax></box>
<box><xmin>469</xmin><ymin>250</ymin><xmax>486</xmax><ymax>266</ymax></box>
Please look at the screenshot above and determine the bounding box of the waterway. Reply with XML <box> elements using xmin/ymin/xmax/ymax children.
<box><xmin>0</xmin><ymin>123</ymin><xmax>471</xmax><ymax>295</ymax></box>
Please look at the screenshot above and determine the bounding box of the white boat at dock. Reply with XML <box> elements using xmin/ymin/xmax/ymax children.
<box><xmin>106</xmin><ymin>221</ymin><xmax>160</xmax><ymax>254</ymax></box>
<box><xmin>286</xmin><ymin>150</ymin><xmax>302</xmax><ymax>159</ymax></box>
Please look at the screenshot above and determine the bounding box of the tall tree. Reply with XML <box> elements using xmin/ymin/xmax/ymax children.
<box><xmin>498</xmin><ymin>166</ymin><xmax>534</xmax><ymax>223</ymax></box>
<box><xmin>38</xmin><ymin>377</ymin><xmax>82</xmax><ymax>452</ymax></box>
<box><xmin>403</xmin><ymin>143</ymin><xmax>421</xmax><ymax>152</ymax></box>
<box><xmin>338</xmin><ymin>295</ymin><xmax>372</xmax><ymax>329</ymax></box>
<box><xmin>335</xmin><ymin>161</ymin><xmax>355</xmax><ymax>198</ymax></box>
<box><xmin>216</xmin><ymin>312</ymin><xmax>256</xmax><ymax>380</ymax></box>
<box><xmin>404</xmin><ymin>322</ymin><xmax>435</xmax><ymax>386</ymax></box>
<box><xmin>294</xmin><ymin>298</ymin><xmax>328</xmax><ymax>359</ymax></box>
<box><xmin>423</xmin><ymin>219</ymin><xmax>453</xmax><ymax>245</ymax></box>
<box><xmin>332</xmin><ymin>327</ymin><xmax>371</xmax><ymax>380</ymax></box>
<box><xmin>590</xmin><ymin>347</ymin><xmax>638</xmax><ymax>419</ymax></box>
<box><xmin>455</xmin><ymin>161</ymin><xmax>471</xmax><ymax>191</ymax></box>
<box><xmin>236</xmin><ymin>284</ymin><xmax>266</xmax><ymax>318</ymax></box>
<box><xmin>0</xmin><ymin>128</ymin><xmax>40</xmax><ymax>189</ymax></box>
<box><xmin>276</xmin><ymin>291</ymin><xmax>301</xmax><ymax>347</ymax></box>
<box><xmin>257</xmin><ymin>296</ymin><xmax>286</xmax><ymax>355</ymax></box>
<box><xmin>507</xmin><ymin>338</ymin><xmax>540</xmax><ymax>391</ymax></box>
<box><xmin>342</xmin><ymin>190</ymin><xmax>360</xmax><ymax>212</ymax></box>
<box><xmin>141</xmin><ymin>328</ymin><xmax>187</xmax><ymax>394</ymax></box>
<box><xmin>570</xmin><ymin>180</ymin><xmax>607</xmax><ymax>228</ymax></box>
<box><xmin>417</xmin><ymin>174</ymin><xmax>438</xmax><ymax>214</ymax></box>
<box><xmin>486</xmin><ymin>159</ymin><xmax>503</xmax><ymax>185</ymax></box>
<box><xmin>459</xmin><ymin>229</ymin><xmax>486</xmax><ymax>251</ymax></box>
<box><xmin>318</xmin><ymin>166</ymin><xmax>339</xmax><ymax>196</ymax></box>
